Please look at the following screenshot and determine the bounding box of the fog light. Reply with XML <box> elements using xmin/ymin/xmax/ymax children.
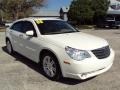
<box><xmin>81</xmin><ymin>73</ymin><xmax>87</xmax><ymax>78</ymax></box>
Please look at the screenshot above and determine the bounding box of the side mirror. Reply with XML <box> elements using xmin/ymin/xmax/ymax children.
<box><xmin>26</xmin><ymin>30</ymin><xmax>34</xmax><ymax>36</ymax></box>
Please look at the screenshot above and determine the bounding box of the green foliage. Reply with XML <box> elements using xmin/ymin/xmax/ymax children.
<box><xmin>68</xmin><ymin>0</ymin><xmax>94</xmax><ymax>24</ymax></box>
<box><xmin>0</xmin><ymin>0</ymin><xmax>44</xmax><ymax>20</ymax></box>
<box><xmin>68</xmin><ymin>0</ymin><xmax>109</xmax><ymax>25</ymax></box>
<box><xmin>91</xmin><ymin>0</ymin><xmax>109</xmax><ymax>23</ymax></box>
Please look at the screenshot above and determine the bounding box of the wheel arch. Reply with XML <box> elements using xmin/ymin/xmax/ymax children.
<box><xmin>39</xmin><ymin>49</ymin><xmax>59</xmax><ymax>64</ymax></box>
<box><xmin>6</xmin><ymin>37</ymin><xmax>10</xmax><ymax>42</ymax></box>
<box><xmin>39</xmin><ymin>48</ymin><xmax>63</xmax><ymax>76</ymax></box>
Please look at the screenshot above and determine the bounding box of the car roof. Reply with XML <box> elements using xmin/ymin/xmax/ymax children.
<box><xmin>16</xmin><ymin>17</ymin><xmax>62</xmax><ymax>22</ymax></box>
<box><xmin>10</xmin><ymin>18</ymin><xmax>65</xmax><ymax>27</ymax></box>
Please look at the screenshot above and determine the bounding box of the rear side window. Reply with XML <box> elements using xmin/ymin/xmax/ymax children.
<box><xmin>10</xmin><ymin>21</ymin><xmax>23</xmax><ymax>32</ymax></box>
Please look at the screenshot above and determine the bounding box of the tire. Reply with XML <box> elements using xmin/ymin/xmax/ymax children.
<box><xmin>6</xmin><ymin>40</ymin><xmax>14</xmax><ymax>54</ymax></box>
<box><xmin>41</xmin><ymin>52</ymin><xmax>61</xmax><ymax>80</ymax></box>
<box><xmin>116</xmin><ymin>26</ymin><xmax>119</xmax><ymax>29</ymax></box>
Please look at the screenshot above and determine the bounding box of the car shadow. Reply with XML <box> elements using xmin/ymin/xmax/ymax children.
<box><xmin>2</xmin><ymin>46</ymin><xmax>96</xmax><ymax>85</ymax></box>
<box><xmin>94</xmin><ymin>26</ymin><xmax>119</xmax><ymax>30</ymax></box>
<box><xmin>114</xmin><ymin>32</ymin><xmax>120</xmax><ymax>34</ymax></box>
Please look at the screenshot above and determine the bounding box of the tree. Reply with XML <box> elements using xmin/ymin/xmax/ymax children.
<box><xmin>68</xmin><ymin>0</ymin><xmax>109</xmax><ymax>25</ymax></box>
<box><xmin>68</xmin><ymin>0</ymin><xmax>94</xmax><ymax>25</ymax></box>
<box><xmin>91</xmin><ymin>0</ymin><xmax>109</xmax><ymax>24</ymax></box>
<box><xmin>0</xmin><ymin>0</ymin><xmax>44</xmax><ymax>20</ymax></box>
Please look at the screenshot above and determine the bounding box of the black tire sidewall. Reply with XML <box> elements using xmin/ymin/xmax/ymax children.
<box><xmin>6</xmin><ymin>40</ymin><xmax>13</xmax><ymax>54</ymax></box>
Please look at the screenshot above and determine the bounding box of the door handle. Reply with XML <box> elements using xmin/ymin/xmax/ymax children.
<box><xmin>10</xmin><ymin>31</ymin><xmax>12</xmax><ymax>34</ymax></box>
<box><xmin>19</xmin><ymin>34</ymin><xmax>23</xmax><ymax>38</ymax></box>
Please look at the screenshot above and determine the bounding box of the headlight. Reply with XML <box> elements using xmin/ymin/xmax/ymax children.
<box><xmin>65</xmin><ymin>46</ymin><xmax>91</xmax><ymax>61</ymax></box>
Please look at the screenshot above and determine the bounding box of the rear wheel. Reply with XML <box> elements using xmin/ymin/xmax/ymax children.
<box><xmin>6</xmin><ymin>40</ymin><xmax>14</xmax><ymax>54</ymax></box>
<box><xmin>41</xmin><ymin>53</ymin><xmax>61</xmax><ymax>80</ymax></box>
<box><xmin>116</xmin><ymin>26</ymin><xmax>119</xmax><ymax>29</ymax></box>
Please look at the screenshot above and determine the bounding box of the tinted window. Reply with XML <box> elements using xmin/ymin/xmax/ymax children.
<box><xmin>116</xmin><ymin>16</ymin><xmax>120</xmax><ymax>21</ymax></box>
<box><xmin>35</xmin><ymin>20</ymin><xmax>78</xmax><ymax>35</ymax></box>
<box><xmin>106</xmin><ymin>16</ymin><xmax>115</xmax><ymax>21</ymax></box>
<box><xmin>110</xmin><ymin>4</ymin><xmax>120</xmax><ymax>10</ymax></box>
<box><xmin>23</xmin><ymin>21</ymin><xmax>37</xmax><ymax>37</ymax></box>
<box><xmin>22</xmin><ymin>21</ymin><xmax>35</xmax><ymax>33</ymax></box>
<box><xmin>10</xmin><ymin>21</ymin><xmax>23</xmax><ymax>32</ymax></box>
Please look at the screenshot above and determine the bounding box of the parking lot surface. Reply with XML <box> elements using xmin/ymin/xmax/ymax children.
<box><xmin>0</xmin><ymin>29</ymin><xmax>120</xmax><ymax>90</ymax></box>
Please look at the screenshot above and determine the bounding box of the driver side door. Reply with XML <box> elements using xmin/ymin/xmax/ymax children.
<box><xmin>19</xmin><ymin>21</ymin><xmax>40</xmax><ymax>62</ymax></box>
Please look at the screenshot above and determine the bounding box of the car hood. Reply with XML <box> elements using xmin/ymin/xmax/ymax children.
<box><xmin>42</xmin><ymin>32</ymin><xmax>108</xmax><ymax>50</ymax></box>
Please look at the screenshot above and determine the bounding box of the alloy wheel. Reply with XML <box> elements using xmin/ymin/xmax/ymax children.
<box><xmin>43</xmin><ymin>56</ymin><xmax>57</xmax><ymax>77</ymax></box>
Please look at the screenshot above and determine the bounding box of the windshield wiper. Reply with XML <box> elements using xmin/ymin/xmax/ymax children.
<box><xmin>62</xmin><ymin>31</ymin><xmax>79</xmax><ymax>33</ymax></box>
<box><xmin>44</xmin><ymin>31</ymin><xmax>79</xmax><ymax>35</ymax></box>
<box><xmin>44</xmin><ymin>32</ymin><xmax>63</xmax><ymax>35</ymax></box>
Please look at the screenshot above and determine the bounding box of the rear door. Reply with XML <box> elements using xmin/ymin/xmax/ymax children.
<box><xmin>10</xmin><ymin>21</ymin><xmax>25</xmax><ymax>54</ymax></box>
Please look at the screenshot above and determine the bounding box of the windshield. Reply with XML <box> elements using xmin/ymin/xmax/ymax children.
<box><xmin>35</xmin><ymin>20</ymin><xmax>79</xmax><ymax>35</ymax></box>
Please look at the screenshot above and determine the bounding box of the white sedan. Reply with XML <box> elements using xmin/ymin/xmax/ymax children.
<box><xmin>5</xmin><ymin>18</ymin><xmax>115</xmax><ymax>80</ymax></box>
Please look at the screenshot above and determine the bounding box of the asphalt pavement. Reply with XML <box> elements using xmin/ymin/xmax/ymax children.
<box><xmin>0</xmin><ymin>29</ymin><xmax>120</xmax><ymax>90</ymax></box>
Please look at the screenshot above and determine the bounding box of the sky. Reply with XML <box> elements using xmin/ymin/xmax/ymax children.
<box><xmin>41</xmin><ymin>0</ymin><xmax>72</xmax><ymax>11</ymax></box>
<box><xmin>41</xmin><ymin>0</ymin><xmax>120</xmax><ymax>11</ymax></box>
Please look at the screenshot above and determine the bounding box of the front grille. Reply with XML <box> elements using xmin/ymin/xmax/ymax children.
<box><xmin>92</xmin><ymin>46</ymin><xmax>110</xmax><ymax>59</ymax></box>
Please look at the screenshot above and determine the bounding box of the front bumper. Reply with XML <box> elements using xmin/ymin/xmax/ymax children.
<box><xmin>61</xmin><ymin>49</ymin><xmax>115</xmax><ymax>80</ymax></box>
<box><xmin>64</xmin><ymin>63</ymin><xmax>113</xmax><ymax>80</ymax></box>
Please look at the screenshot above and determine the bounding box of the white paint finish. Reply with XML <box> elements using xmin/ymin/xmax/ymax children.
<box><xmin>43</xmin><ymin>32</ymin><xmax>108</xmax><ymax>50</ymax></box>
<box><xmin>5</xmin><ymin>18</ymin><xmax>115</xmax><ymax>80</ymax></box>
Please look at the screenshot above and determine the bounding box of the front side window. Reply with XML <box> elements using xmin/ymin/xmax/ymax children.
<box><xmin>22</xmin><ymin>21</ymin><xmax>35</xmax><ymax>33</ymax></box>
<box><xmin>22</xmin><ymin>21</ymin><xmax>37</xmax><ymax>37</ymax></box>
<box><xmin>35</xmin><ymin>20</ymin><xmax>79</xmax><ymax>35</ymax></box>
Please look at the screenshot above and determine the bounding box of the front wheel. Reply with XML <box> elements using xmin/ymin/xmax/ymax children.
<box><xmin>41</xmin><ymin>53</ymin><xmax>61</xmax><ymax>80</ymax></box>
